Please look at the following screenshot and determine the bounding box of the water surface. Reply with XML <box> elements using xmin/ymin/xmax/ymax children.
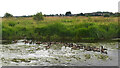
<box><xmin>0</xmin><ymin>40</ymin><xmax>118</xmax><ymax>66</ymax></box>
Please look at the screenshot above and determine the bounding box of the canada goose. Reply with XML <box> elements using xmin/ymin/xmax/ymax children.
<box><xmin>101</xmin><ymin>49</ymin><xmax>107</xmax><ymax>54</ymax></box>
<box><xmin>76</xmin><ymin>45</ymin><xmax>84</xmax><ymax>49</ymax></box>
<box><xmin>55</xmin><ymin>42</ymin><xmax>60</xmax><ymax>44</ymax></box>
<box><xmin>64</xmin><ymin>44</ymin><xmax>68</xmax><ymax>48</ymax></box>
<box><xmin>79</xmin><ymin>45</ymin><xmax>84</xmax><ymax>49</ymax></box>
<box><xmin>29</xmin><ymin>41</ymin><xmax>33</xmax><ymax>44</ymax></box>
<box><xmin>12</xmin><ymin>40</ymin><xmax>18</xmax><ymax>43</ymax></box>
<box><xmin>36</xmin><ymin>41</ymin><xmax>41</xmax><ymax>44</ymax></box>
<box><xmin>84</xmin><ymin>46</ymin><xmax>92</xmax><ymax>51</ymax></box>
<box><xmin>48</xmin><ymin>42</ymin><xmax>52</xmax><ymax>46</ymax></box>
<box><xmin>64</xmin><ymin>43</ymin><xmax>68</xmax><ymax>46</ymax></box>
<box><xmin>101</xmin><ymin>46</ymin><xmax>107</xmax><ymax>54</ymax></box>
<box><xmin>45</xmin><ymin>43</ymin><xmax>51</xmax><ymax>49</ymax></box>
<box><xmin>42</xmin><ymin>42</ymin><xmax>48</xmax><ymax>45</ymax></box>
<box><xmin>68</xmin><ymin>43</ymin><xmax>73</xmax><ymax>47</ymax></box>
<box><xmin>45</xmin><ymin>46</ymin><xmax>50</xmax><ymax>49</ymax></box>
<box><xmin>76</xmin><ymin>46</ymin><xmax>80</xmax><ymax>49</ymax></box>
<box><xmin>72</xmin><ymin>45</ymin><xmax>77</xmax><ymax>49</ymax></box>
<box><xmin>93</xmin><ymin>47</ymin><xmax>100</xmax><ymax>52</ymax></box>
<box><xmin>24</xmin><ymin>40</ymin><xmax>29</xmax><ymax>44</ymax></box>
<box><xmin>51</xmin><ymin>42</ymin><xmax>56</xmax><ymax>44</ymax></box>
<box><xmin>101</xmin><ymin>46</ymin><xmax>107</xmax><ymax>50</ymax></box>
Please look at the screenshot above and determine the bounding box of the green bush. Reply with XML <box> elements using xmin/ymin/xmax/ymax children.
<box><xmin>104</xmin><ymin>14</ymin><xmax>110</xmax><ymax>17</ymax></box>
<box><xmin>33</xmin><ymin>12</ymin><xmax>44</xmax><ymax>21</ymax></box>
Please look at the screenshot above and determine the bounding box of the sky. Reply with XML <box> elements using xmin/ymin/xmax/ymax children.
<box><xmin>0</xmin><ymin>0</ymin><xmax>120</xmax><ymax>16</ymax></box>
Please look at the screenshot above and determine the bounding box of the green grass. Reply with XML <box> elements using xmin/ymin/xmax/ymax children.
<box><xmin>2</xmin><ymin>16</ymin><xmax>119</xmax><ymax>42</ymax></box>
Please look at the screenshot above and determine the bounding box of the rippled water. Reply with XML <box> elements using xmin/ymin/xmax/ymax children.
<box><xmin>0</xmin><ymin>40</ymin><xmax>118</xmax><ymax>66</ymax></box>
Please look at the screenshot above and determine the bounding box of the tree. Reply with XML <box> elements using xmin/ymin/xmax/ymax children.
<box><xmin>104</xmin><ymin>14</ymin><xmax>110</xmax><ymax>17</ymax></box>
<box><xmin>65</xmin><ymin>11</ymin><xmax>72</xmax><ymax>16</ymax></box>
<box><xmin>4</xmin><ymin>13</ymin><xmax>13</xmax><ymax>18</ymax></box>
<box><xmin>33</xmin><ymin>12</ymin><xmax>44</xmax><ymax>21</ymax></box>
<box><xmin>77</xmin><ymin>13</ymin><xmax>85</xmax><ymax>16</ymax></box>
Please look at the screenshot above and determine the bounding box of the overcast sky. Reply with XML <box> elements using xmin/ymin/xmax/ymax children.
<box><xmin>0</xmin><ymin>0</ymin><xmax>119</xmax><ymax>16</ymax></box>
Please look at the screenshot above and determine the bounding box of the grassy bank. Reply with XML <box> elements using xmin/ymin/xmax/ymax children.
<box><xmin>2</xmin><ymin>16</ymin><xmax>119</xmax><ymax>42</ymax></box>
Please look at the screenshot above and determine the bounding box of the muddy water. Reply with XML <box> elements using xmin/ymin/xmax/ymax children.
<box><xmin>0</xmin><ymin>40</ymin><xmax>118</xmax><ymax>66</ymax></box>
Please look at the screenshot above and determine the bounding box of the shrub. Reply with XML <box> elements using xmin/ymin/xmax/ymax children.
<box><xmin>33</xmin><ymin>12</ymin><xmax>44</xmax><ymax>21</ymax></box>
<box><xmin>104</xmin><ymin>14</ymin><xmax>110</xmax><ymax>17</ymax></box>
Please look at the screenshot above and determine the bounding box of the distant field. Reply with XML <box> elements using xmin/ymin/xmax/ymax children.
<box><xmin>2</xmin><ymin>16</ymin><xmax>119</xmax><ymax>42</ymax></box>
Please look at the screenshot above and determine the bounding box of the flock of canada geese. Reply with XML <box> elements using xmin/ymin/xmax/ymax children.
<box><xmin>12</xmin><ymin>40</ymin><xmax>108</xmax><ymax>54</ymax></box>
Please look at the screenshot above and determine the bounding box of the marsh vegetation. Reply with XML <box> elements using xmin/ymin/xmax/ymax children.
<box><xmin>2</xmin><ymin>16</ymin><xmax>119</xmax><ymax>42</ymax></box>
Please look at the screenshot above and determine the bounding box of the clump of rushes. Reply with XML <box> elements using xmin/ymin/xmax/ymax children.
<box><xmin>84</xmin><ymin>54</ymin><xmax>91</xmax><ymax>59</ymax></box>
<box><xmin>11</xmin><ymin>58</ymin><xmax>31</xmax><ymax>62</ymax></box>
<box><xmin>97</xmin><ymin>54</ymin><xmax>109</xmax><ymax>60</ymax></box>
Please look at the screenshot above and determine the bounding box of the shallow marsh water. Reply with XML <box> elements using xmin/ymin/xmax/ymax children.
<box><xmin>0</xmin><ymin>40</ymin><xmax>118</xmax><ymax>66</ymax></box>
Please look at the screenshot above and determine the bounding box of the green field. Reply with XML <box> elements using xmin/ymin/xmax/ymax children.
<box><xmin>2</xmin><ymin>16</ymin><xmax>119</xmax><ymax>42</ymax></box>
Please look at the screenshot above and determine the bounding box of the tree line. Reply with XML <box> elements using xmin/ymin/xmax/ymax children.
<box><xmin>3</xmin><ymin>11</ymin><xmax>120</xmax><ymax>18</ymax></box>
